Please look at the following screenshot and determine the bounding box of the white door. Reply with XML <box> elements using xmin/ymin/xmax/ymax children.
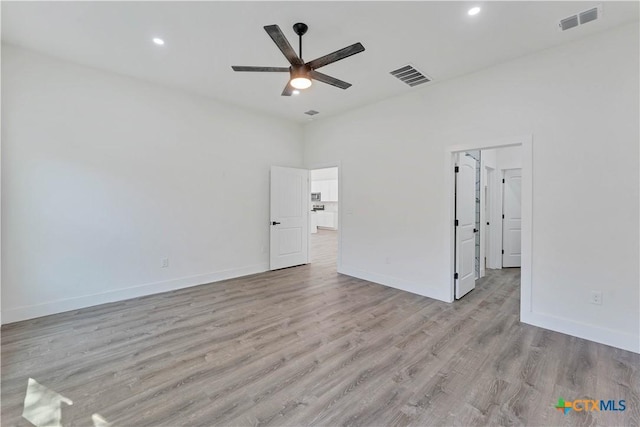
<box><xmin>455</xmin><ymin>153</ymin><xmax>477</xmax><ymax>299</ymax></box>
<box><xmin>270</xmin><ymin>166</ymin><xmax>309</xmax><ymax>270</ymax></box>
<box><xmin>502</xmin><ymin>169</ymin><xmax>522</xmax><ymax>267</ymax></box>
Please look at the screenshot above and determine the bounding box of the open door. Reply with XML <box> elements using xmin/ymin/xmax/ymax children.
<box><xmin>270</xmin><ymin>166</ymin><xmax>309</xmax><ymax>270</ymax></box>
<box><xmin>455</xmin><ymin>153</ymin><xmax>477</xmax><ymax>299</ymax></box>
<box><xmin>502</xmin><ymin>169</ymin><xmax>522</xmax><ymax>267</ymax></box>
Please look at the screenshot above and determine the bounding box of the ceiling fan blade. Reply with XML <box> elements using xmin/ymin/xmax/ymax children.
<box><xmin>232</xmin><ymin>66</ymin><xmax>290</xmax><ymax>72</ymax></box>
<box><xmin>264</xmin><ymin>25</ymin><xmax>303</xmax><ymax>66</ymax></box>
<box><xmin>281</xmin><ymin>82</ymin><xmax>294</xmax><ymax>96</ymax></box>
<box><xmin>306</xmin><ymin>42</ymin><xmax>365</xmax><ymax>70</ymax></box>
<box><xmin>309</xmin><ymin>70</ymin><xmax>352</xmax><ymax>89</ymax></box>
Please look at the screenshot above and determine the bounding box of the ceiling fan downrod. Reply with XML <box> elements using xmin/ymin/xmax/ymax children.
<box><xmin>293</xmin><ymin>22</ymin><xmax>308</xmax><ymax>61</ymax></box>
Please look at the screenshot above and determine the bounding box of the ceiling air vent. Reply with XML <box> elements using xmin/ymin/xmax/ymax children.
<box><xmin>559</xmin><ymin>15</ymin><xmax>579</xmax><ymax>31</ymax></box>
<box><xmin>579</xmin><ymin>7</ymin><xmax>599</xmax><ymax>25</ymax></box>
<box><xmin>559</xmin><ymin>5</ymin><xmax>602</xmax><ymax>31</ymax></box>
<box><xmin>304</xmin><ymin>110</ymin><xmax>319</xmax><ymax>116</ymax></box>
<box><xmin>390</xmin><ymin>65</ymin><xmax>431</xmax><ymax>87</ymax></box>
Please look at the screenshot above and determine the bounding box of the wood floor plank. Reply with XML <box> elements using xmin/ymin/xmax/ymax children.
<box><xmin>2</xmin><ymin>230</ymin><xmax>638</xmax><ymax>426</ymax></box>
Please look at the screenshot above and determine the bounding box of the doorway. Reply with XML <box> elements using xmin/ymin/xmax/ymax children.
<box><xmin>449</xmin><ymin>137</ymin><xmax>530</xmax><ymax>303</ymax></box>
<box><xmin>309</xmin><ymin>165</ymin><xmax>340</xmax><ymax>268</ymax></box>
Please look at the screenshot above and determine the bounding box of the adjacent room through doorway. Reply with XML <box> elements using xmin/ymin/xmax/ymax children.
<box><xmin>309</xmin><ymin>167</ymin><xmax>339</xmax><ymax>266</ymax></box>
<box><xmin>453</xmin><ymin>144</ymin><xmax>523</xmax><ymax>300</ymax></box>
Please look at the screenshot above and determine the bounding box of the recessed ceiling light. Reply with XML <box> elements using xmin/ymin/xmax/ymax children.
<box><xmin>468</xmin><ymin>7</ymin><xmax>481</xmax><ymax>16</ymax></box>
<box><xmin>152</xmin><ymin>37</ymin><xmax>165</xmax><ymax>45</ymax></box>
<box><xmin>292</xmin><ymin>90</ymin><xmax>300</xmax><ymax>95</ymax></box>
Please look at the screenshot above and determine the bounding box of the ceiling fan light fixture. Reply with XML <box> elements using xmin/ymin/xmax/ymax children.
<box><xmin>290</xmin><ymin>64</ymin><xmax>312</xmax><ymax>90</ymax></box>
<box><xmin>290</xmin><ymin>77</ymin><xmax>312</xmax><ymax>89</ymax></box>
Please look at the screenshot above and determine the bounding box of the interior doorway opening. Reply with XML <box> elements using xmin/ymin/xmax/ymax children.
<box><xmin>309</xmin><ymin>166</ymin><xmax>340</xmax><ymax>267</ymax></box>
<box><xmin>452</xmin><ymin>144</ymin><xmax>524</xmax><ymax>300</ymax></box>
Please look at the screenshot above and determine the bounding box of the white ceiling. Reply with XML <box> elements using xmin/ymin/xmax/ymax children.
<box><xmin>2</xmin><ymin>1</ymin><xmax>638</xmax><ymax>123</ymax></box>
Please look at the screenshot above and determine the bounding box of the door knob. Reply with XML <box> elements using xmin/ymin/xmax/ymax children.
<box><xmin>272</xmin><ymin>221</ymin><xmax>281</xmax><ymax>225</ymax></box>
<box><xmin>473</xmin><ymin>228</ymin><xmax>478</xmax><ymax>233</ymax></box>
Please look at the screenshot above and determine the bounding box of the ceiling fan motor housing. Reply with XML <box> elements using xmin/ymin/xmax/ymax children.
<box><xmin>290</xmin><ymin>64</ymin><xmax>311</xmax><ymax>79</ymax></box>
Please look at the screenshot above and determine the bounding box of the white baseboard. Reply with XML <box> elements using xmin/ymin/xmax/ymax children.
<box><xmin>1</xmin><ymin>263</ymin><xmax>269</xmax><ymax>325</ymax></box>
<box><xmin>521</xmin><ymin>311</ymin><xmax>639</xmax><ymax>354</ymax></box>
<box><xmin>340</xmin><ymin>265</ymin><xmax>638</xmax><ymax>354</ymax></box>
<box><xmin>338</xmin><ymin>264</ymin><xmax>452</xmax><ymax>303</ymax></box>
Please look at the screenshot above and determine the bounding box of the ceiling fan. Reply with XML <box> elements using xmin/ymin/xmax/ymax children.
<box><xmin>232</xmin><ymin>23</ymin><xmax>365</xmax><ymax>96</ymax></box>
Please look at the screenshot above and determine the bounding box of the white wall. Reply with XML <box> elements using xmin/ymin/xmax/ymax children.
<box><xmin>303</xmin><ymin>23</ymin><xmax>639</xmax><ymax>352</ymax></box>
<box><xmin>496</xmin><ymin>145</ymin><xmax>522</xmax><ymax>170</ymax></box>
<box><xmin>1</xmin><ymin>45</ymin><xmax>303</xmax><ymax>323</ymax></box>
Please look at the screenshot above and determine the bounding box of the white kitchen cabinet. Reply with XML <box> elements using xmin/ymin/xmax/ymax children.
<box><xmin>310</xmin><ymin>212</ymin><xmax>318</xmax><ymax>233</ymax></box>
<box><xmin>322</xmin><ymin>180</ymin><xmax>339</xmax><ymax>201</ymax></box>
<box><xmin>316</xmin><ymin>212</ymin><xmax>330</xmax><ymax>228</ymax></box>
<box><xmin>310</xmin><ymin>179</ymin><xmax>338</xmax><ymax>202</ymax></box>
<box><xmin>319</xmin><ymin>181</ymin><xmax>330</xmax><ymax>200</ymax></box>
<box><xmin>328</xmin><ymin>179</ymin><xmax>338</xmax><ymax>202</ymax></box>
<box><xmin>315</xmin><ymin>211</ymin><xmax>338</xmax><ymax>230</ymax></box>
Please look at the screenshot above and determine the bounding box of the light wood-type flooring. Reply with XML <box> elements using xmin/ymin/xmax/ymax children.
<box><xmin>2</xmin><ymin>230</ymin><xmax>639</xmax><ymax>426</ymax></box>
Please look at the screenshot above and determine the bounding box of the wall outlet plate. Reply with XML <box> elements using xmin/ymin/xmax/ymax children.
<box><xmin>161</xmin><ymin>258</ymin><xmax>169</xmax><ymax>268</ymax></box>
<box><xmin>589</xmin><ymin>290</ymin><xmax>602</xmax><ymax>305</ymax></box>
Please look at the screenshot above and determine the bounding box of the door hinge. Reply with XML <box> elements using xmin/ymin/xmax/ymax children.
<box><xmin>454</xmin><ymin>166</ymin><xmax>459</xmax><ymax>173</ymax></box>
<box><xmin>454</xmin><ymin>272</ymin><xmax>459</xmax><ymax>280</ymax></box>
<box><xmin>455</xmin><ymin>219</ymin><xmax>459</xmax><ymax>226</ymax></box>
<box><xmin>502</xmin><ymin>249</ymin><xmax>504</xmax><ymax>254</ymax></box>
<box><xmin>502</xmin><ymin>178</ymin><xmax>505</xmax><ymax>183</ymax></box>
<box><xmin>502</xmin><ymin>214</ymin><xmax>505</xmax><ymax>219</ymax></box>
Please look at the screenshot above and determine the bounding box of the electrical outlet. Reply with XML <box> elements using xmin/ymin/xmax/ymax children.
<box><xmin>161</xmin><ymin>258</ymin><xmax>169</xmax><ymax>268</ymax></box>
<box><xmin>589</xmin><ymin>290</ymin><xmax>602</xmax><ymax>305</ymax></box>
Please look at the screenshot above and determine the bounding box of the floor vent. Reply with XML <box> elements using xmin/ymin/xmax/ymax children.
<box><xmin>559</xmin><ymin>5</ymin><xmax>602</xmax><ymax>31</ymax></box>
<box><xmin>390</xmin><ymin>64</ymin><xmax>431</xmax><ymax>87</ymax></box>
<box><xmin>304</xmin><ymin>110</ymin><xmax>319</xmax><ymax>116</ymax></box>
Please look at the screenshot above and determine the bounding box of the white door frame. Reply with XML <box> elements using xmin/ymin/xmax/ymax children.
<box><xmin>446</xmin><ymin>135</ymin><xmax>532</xmax><ymax>317</ymax></box>
<box><xmin>306</xmin><ymin>161</ymin><xmax>342</xmax><ymax>270</ymax></box>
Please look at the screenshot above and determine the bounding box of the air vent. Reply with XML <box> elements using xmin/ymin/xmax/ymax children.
<box><xmin>559</xmin><ymin>15</ymin><xmax>579</xmax><ymax>31</ymax></box>
<box><xmin>559</xmin><ymin>5</ymin><xmax>602</xmax><ymax>31</ymax></box>
<box><xmin>304</xmin><ymin>110</ymin><xmax>319</xmax><ymax>116</ymax></box>
<box><xmin>579</xmin><ymin>7</ymin><xmax>599</xmax><ymax>25</ymax></box>
<box><xmin>390</xmin><ymin>64</ymin><xmax>431</xmax><ymax>87</ymax></box>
